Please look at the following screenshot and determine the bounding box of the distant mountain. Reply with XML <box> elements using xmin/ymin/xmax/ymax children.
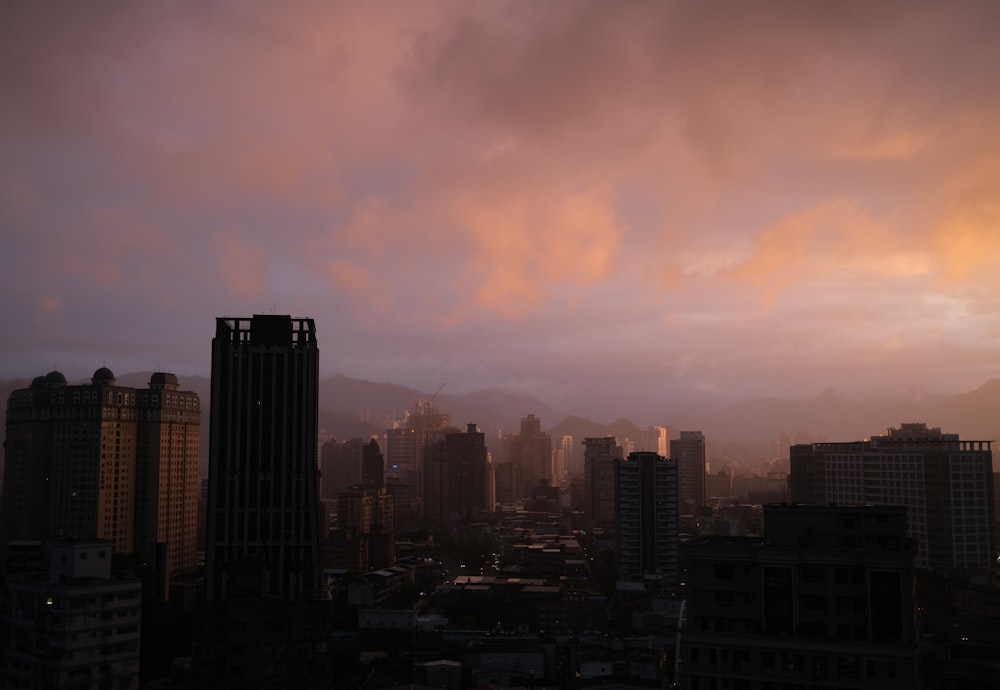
<box><xmin>3</xmin><ymin>373</ymin><xmax>1000</xmax><ymax>475</ymax></box>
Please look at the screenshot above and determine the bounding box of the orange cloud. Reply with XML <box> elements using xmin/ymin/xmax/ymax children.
<box><xmin>724</xmin><ymin>200</ymin><xmax>906</xmax><ymax>309</ymax></box>
<box><xmin>449</xmin><ymin>189</ymin><xmax>622</xmax><ymax>316</ymax></box>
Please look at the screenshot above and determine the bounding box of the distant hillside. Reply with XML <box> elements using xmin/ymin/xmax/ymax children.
<box><xmin>3</xmin><ymin>373</ymin><xmax>1000</xmax><ymax>478</ymax></box>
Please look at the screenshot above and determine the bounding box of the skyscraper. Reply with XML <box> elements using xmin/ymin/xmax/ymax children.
<box><xmin>506</xmin><ymin>414</ymin><xmax>553</xmax><ymax>501</ymax></box>
<box><xmin>424</xmin><ymin>423</ymin><xmax>492</xmax><ymax>532</ymax></box>
<box><xmin>616</xmin><ymin>451</ymin><xmax>679</xmax><ymax>585</ymax></box>
<box><xmin>2</xmin><ymin>368</ymin><xmax>200</xmax><ymax>590</ymax></box>
<box><xmin>583</xmin><ymin>436</ymin><xmax>622</xmax><ymax>529</ymax></box>
<box><xmin>204</xmin><ymin>315</ymin><xmax>321</xmax><ymax>600</ymax></box>
<box><xmin>789</xmin><ymin>422</ymin><xmax>995</xmax><ymax>572</ymax></box>
<box><xmin>671</xmin><ymin>430</ymin><xmax>706</xmax><ymax>514</ymax></box>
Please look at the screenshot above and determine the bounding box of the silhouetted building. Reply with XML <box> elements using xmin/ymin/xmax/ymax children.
<box><xmin>424</xmin><ymin>423</ymin><xmax>493</xmax><ymax>532</ymax></box>
<box><xmin>335</xmin><ymin>485</ymin><xmax>395</xmax><ymax>570</ymax></box>
<box><xmin>3</xmin><ymin>540</ymin><xmax>141</xmax><ymax>689</ymax></box>
<box><xmin>671</xmin><ymin>430</ymin><xmax>706</xmax><ymax>515</ymax></box>
<box><xmin>2</xmin><ymin>369</ymin><xmax>200</xmax><ymax>592</ymax></box>
<box><xmin>790</xmin><ymin>423</ymin><xmax>995</xmax><ymax>572</ymax></box>
<box><xmin>616</xmin><ymin>451</ymin><xmax>679</xmax><ymax>585</ymax></box>
<box><xmin>504</xmin><ymin>414</ymin><xmax>553</xmax><ymax>502</ymax></box>
<box><xmin>205</xmin><ymin>315</ymin><xmax>322</xmax><ymax>600</ymax></box>
<box><xmin>385</xmin><ymin>400</ymin><xmax>452</xmax><ymax>516</ymax></box>
<box><xmin>706</xmin><ymin>467</ymin><xmax>732</xmax><ymax>504</ymax></box>
<box><xmin>319</xmin><ymin>437</ymin><xmax>364</xmax><ymax>500</ymax></box>
<box><xmin>196</xmin><ymin>315</ymin><xmax>329</xmax><ymax>689</ymax></box>
<box><xmin>361</xmin><ymin>438</ymin><xmax>384</xmax><ymax>489</ymax></box>
<box><xmin>679</xmin><ymin>504</ymin><xmax>919</xmax><ymax>690</ymax></box>
<box><xmin>584</xmin><ymin>436</ymin><xmax>622</xmax><ymax>529</ymax></box>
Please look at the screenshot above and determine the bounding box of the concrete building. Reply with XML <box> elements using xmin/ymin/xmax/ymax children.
<box><xmin>385</xmin><ymin>400</ymin><xmax>452</xmax><ymax>504</ymax></box>
<box><xmin>679</xmin><ymin>504</ymin><xmax>919</xmax><ymax>690</ymax></box>
<box><xmin>789</xmin><ymin>422</ymin><xmax>995</xmax><ymax>572</ymax></box>
<box><xmin>583</xmin><ymin>436</ymin><xmax>623</xmax><ymax>529</ymax></box>
<box><xmin>3</xmin><ymin>540</ymin><xmax>142</xmax><ymax>690</ymax></box>
<box><xmin>196</xmin><ymin>315</ymin><xmax>330</xmax><ymax>689</ymax></box>
<box><xmin>671</xmin><ymin>430</ymin><xmax>707</xmax><ymax>515</ymax></box>
<box><xmin>424</xmin><ymin>423</ymin><xmax>493</xmax><ymax>532</ymax></box>
<box><xmin>335</xmin><ymin>485</ymin><xmax>395</xmax><ymax>571</ymax></box>
<box><xmin>2</xmin><ymin>369</ymin><xmax>200</xmax><ymax>591</ymax></box>
<box><xmin>205</xmin><ymin>315</ymin><xmax>322</xmax><ymax>601</ymax></box>
<box><xmin>318</xmin><ymin>437</ymin><xmax>365</xmax><ymax>500</ymax></box>
<box><xmin>616</xmin><ymin>451</ymin><xmax>679</xmax><ymax>586</ymax></box>
<box><xmin>504</xmin><ymin>414</ymin><xmax>553</xmax><ymax>502</ymax></box>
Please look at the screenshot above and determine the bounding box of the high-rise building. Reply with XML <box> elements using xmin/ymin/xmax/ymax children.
<box><xmin>678</xmin><ymin>504</ymin><xmax>918</xmax><ymax>690</ymax></box>
<box><xmin>556</xmin><ymin>434</ymin><xmax>573</xmax><ymax>483</ymax></box>
<box><xmin>319</xmin><ymin>437</ymin><xmax>364</xmax><ymax>500</ymax></box>
<box><xmin>504</xmin><ymin>414</ymin><xmax>553</xmax><ymax>501</ymax></box>
<box><xmin>789</xmin><ymin>423</ymin><xmax>995</xmax><ymax>572</ymax></box>
<box><xmin>671</xmin><ymin>430</ymin><xmax>706</xmax><ymax>515</ymax></box>
<box><xmin>583</xmin><ymin>436</ymin><xmax>622</xmax><ymax>529</ymax></box>
<box><xmin>385</xmin><ymin>400</ymin><xmax>453</xmax><ymax>517</ymax></box>
<box><xmin>616</xmin><ymin>451</ymin><xmax>679</xmax><ymax>585</ymax></box>
<box><xmin>424</xmin><ymin>423</ymin><xmax>493</xmax><ymax>532</ymax></box>
<box><xmin>336</xmin><ymin>484</ymin><xmax>395</xmax><ymax>571</ymax></box>
<box><xmin>205</xmin><ymin>315</ymin><xmax>322</xmax><ymax>601</ymax></box>
<box><xmin>3</xmin><ymin>540</ymin><xmax>142</xmax><ymax>690</ymax></box>
<box><xmin>2</xmin><ymin>369</ymin><xmax>200</xmax><ymax>590</ymax></box>
<box><xmin>361</xmin><ymin>438</ymin><xmax>385</xmax><ymax>489</ymax></box>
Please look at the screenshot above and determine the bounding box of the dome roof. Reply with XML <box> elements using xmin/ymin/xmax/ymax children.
<box><xmin>31</xmin><ymin>375</ymin><xmax>46</xmax><ymax>388</ymax></box>
<box><xmin>92</xmin><ymin>367</ymin><xmax>116</xmax><ymax>384</ymax></box>
<box><xmin>148</xmin><ymin>372</ymin><xmax>179</xmax><ymax>390</ymax></box>
<box><xmin>43</xmin><ymin>370</ymin><xmax>67</xmax><ymax>386</ymax></box>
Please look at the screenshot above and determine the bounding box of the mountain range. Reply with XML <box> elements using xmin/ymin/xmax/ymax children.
<box><xmin>3</xmin><ymin>372</ymin><xmax>999</xmax><ymax>476</ymax></box>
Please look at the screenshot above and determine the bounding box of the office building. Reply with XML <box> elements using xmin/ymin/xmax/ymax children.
<box><xmin>503</xmin><ymin>414</ymin><xmax>553</xmax><ymax>502</ymax></box>
<box><xmin>671</xmin><ymin>430</ymin><xmax>706</xmax><ymax>515</ymax></box>
<box><xmin>424</xmin><ymin>423</ymin><xmax>493</xmax><ymax>532</ymax></box>
<box><xmin>204</xmin><ymin>315</ymin><xmax>322</xmax><ymax>601</ymax></box>
<box><xmin>336</xmin><ymin>485</ymin><xmax>395</xmax><ymax>571</ymax></box>
<box><xmin>3</xmin><ymin>540</ymin><xmax>141</xmax><ymax>690</ymax></box>
<box><xmin>583</xmin><ymin>436</ymin><xmax>623</xmax><ymax>529</ymax></box>
<box><xmin>616</xmin><ymin>451</ymin><xmax>679</xmax><ymax>585</ymax></box>
<box><xmin>385</xmin><ymin>400</ymin><xmax>453</xmax><ymax>518</ymax></box>
<box><xmin>789</xmin><ymin>423</ymin><xmax>995</xmax><ymax>572</ymax></box>
<box><xmin>2</xmin><ymin>369</ymin><xmax>200</xmax><ymax>590</ymax></box>
<box><xmin>361</xmin><ymin>438</ymin><xmax>385</xmax><ymax>489</ymax></box>
<box><xmin>319</xmin><ymin>437</ymin><xmax>364</xmax><ymax>500</ymax></box>
<box><xmin>679</xmin><ymin>504</ymin><xmax>919</xmax><ymax>690</ymax></box>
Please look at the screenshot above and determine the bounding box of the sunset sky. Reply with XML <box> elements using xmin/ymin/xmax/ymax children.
<box><xmin>3</xmin><ymin>1</ymin><xmax>1000</xmax><ymax>421</ymax></box>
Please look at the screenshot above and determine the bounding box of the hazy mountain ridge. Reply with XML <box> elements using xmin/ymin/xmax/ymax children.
<box><xmin>2</xmin><ymin>374</ymin><xmax>999</xmax><ymax>470</ymax></box>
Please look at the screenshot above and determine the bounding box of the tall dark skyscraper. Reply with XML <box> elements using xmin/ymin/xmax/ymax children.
<box><xmin>205</xmin><ymin>315</ymin><xmax>321</xmax><ymax>601</ymax></box>
<box><xmin>583</xmin><ymin>436</ymin><xmax>622</xmax><ymax>529</ymax></box>
<box><xmin>424</xmin><ymin>423</ymin><xmax>492</xmax><ymax>532</ymax></box>
<box><xmin>616</xmin><ymin>451</ymin><xmax>679</xmax><ymax>585</ymax></box>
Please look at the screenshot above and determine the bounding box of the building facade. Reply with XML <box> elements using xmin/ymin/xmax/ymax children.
<box><xmin>205</xmin><ymin>315</ymin><xmax>322</xmax><ymax>601</ymax></box>
<box><xmin>2</xmin><ymin>369</ymin><xmax>200</xmax><ymax>587</ymax></box>
<box><xmin>616</xmin><ymin>451</ymin><xmax>679</xmax><ymax>585</ymax></box>
<box><xmin>3</xmin><ymin>540</ymin><xmax>142</xmax><ymax>690</ymax></box>
<box><xmin>583</xmin><ymin>436</ymin><xmax>623</xmax><ymax>529</ymax></box>
<box><xmin>679</xmin><ymin>504</ymin><xmax>919</xmax><ymax>690</ymax></box>
<box><xmin>671</xmin><ymin>430</ymin><xmax>706</xmax><ymax>515</ymax></box>
<box><xmin>424</xmin><ymin>423</ymin><xmax>493</xmax><ymax>532</ymax></box>
<box><xmin>789</xmin><ymin>423</ymin><xmax>995</xmax><ymax>572</ymax></box>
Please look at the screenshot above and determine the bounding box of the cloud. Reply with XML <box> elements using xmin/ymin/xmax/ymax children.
<box><xmin>4</xmin><ymin>0</ymin><xmax>1000</xmax><ymax>415</ymax></box>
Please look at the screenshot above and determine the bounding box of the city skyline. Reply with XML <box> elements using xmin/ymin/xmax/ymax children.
<box><xmin>4</xmin><ymin>2</ymin><xmax>1000</xmax><ymax>422</ymax></box>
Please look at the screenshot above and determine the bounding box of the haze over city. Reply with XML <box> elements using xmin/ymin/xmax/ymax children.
<box><xmin>4</xmin><ymin>1</ymin><xmax>1000</xmax><ymax>421</ymax></box>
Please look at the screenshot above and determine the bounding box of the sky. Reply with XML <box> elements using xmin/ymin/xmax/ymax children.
<box><xmin>3</xmin><ymin>1</ymin><xmax>1000</xmax><ymax>420</ymax></box>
